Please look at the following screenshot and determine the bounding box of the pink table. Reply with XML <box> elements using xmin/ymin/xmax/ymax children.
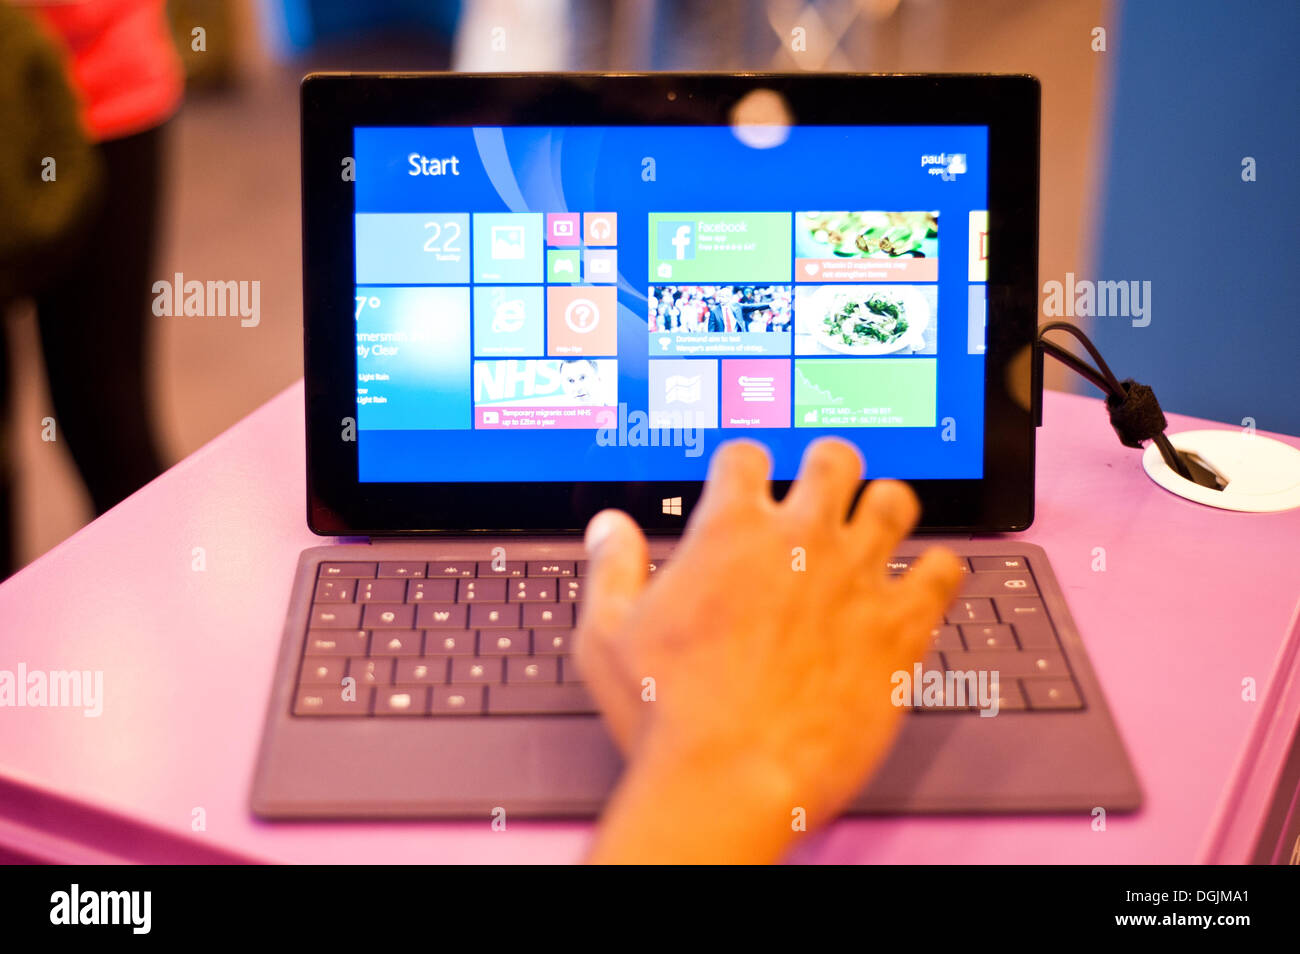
<box><xmin>2</xmin><ymin>383</ymin><xmax>1297</xmax><ymax>863</ymax></box>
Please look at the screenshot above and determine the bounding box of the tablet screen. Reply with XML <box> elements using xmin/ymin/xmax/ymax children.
<box><xmin>350</xmin><ymin>124</ymin><xmax>989</xmax><ymax>483</ymax></box>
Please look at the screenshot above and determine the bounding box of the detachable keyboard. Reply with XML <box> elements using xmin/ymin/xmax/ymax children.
<box><xmin>292</xmin><ymin>554</ymin><xmax>1082</xmax><ymax>718</ymax></box>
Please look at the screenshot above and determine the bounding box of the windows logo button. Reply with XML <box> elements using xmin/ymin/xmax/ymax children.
<box><xmin>662</xmin><ymin>497</ymin><xmax>683</xmax><ymax>516</ymax></box>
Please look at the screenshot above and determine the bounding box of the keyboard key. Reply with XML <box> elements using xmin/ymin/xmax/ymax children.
<box><xmin>944</xmin><ymin>598</ymin><xmax>996</xmax><ymax>624</ymax></box>
<box><xmin>478</xmin><ymin>629</ymin><xmax>529</xmax><ymax>655</ymax></box>
<box><xmin>995</xmin><ymin>598</ymin><xmax>1059</xmax><ymax>649</ymax></box>
<box><xmin>884</xmin><ymin>557</ymin><xmax>912</xmax><ymax>573</ymax></box>
<box><xmin>1010</xmin><ymin>620</ymin><xmax>1058</xmax><ymax>649</ymax></box>
<box><xmin>469</xmin><ymin>603</ymin><xmax>521</xmax><ymax>627</ymax></box>
<box><xmin>559</xmin><ymin>579</ymin><xmax>582</xmax><ymax>602</ymax></box>
<box><xmin>294</xmin><ymin>686</ymin><xmax>371</xmax><ymax>715</ymax></box>
<box><xmin>299</xmin><ymin>656</ymin><xmax>347</xmax><ymax>685</ymax></box>
<box><xmin>428</xmin><ymin>562</ymin><xmax>475</xmax><ymax>578</ymax></box>
<box><xmin>310</xmin><ymin>604</ymin><xmax>362</xmax><ymax>628</ymax></box>
<box><xmin>378</xmin><ymin>562</ymin><xmax>426</xmax><ymax>578</ymax></box>
<box><xmin>990</xmin><ymin>677</ymin><xmax>1028</xmax><ymax>711</ymax></box>
<box><xmin>959</xmin><ymin>623</ymin><xmax>1017</xmax><ymax>650</ymax></box>
<box><xmin>313</xmin><ymin>579</ymin><xmax>355</xmax><ymax>602</ymax></box>
<box><xmin>450</xmin><ymin>657</ymin><xmax>503</xmax><ymax>683</ymax></box>
<box><xmin>358</xmin><ymin>580</ymin><xmax>407</xmax><ymax>603</ymax></box>
<box><xmin>509</xmin><ymin>579</ymin><xmax>557</xmax><ymax>602</ymax></box>
<box><xmin>1022</xmin><ymin>678</ymin><xmax>1083</xmax><ymax>710</ymax></box>
<box><xmin>930</xmin><ymin>625</ymin><xmax>963</xmax><ymax>650</ymax></box>
<box><xmin>924</xmin><ymin>679</ymin><xmax>974</xmax><ymax>711</ymax></box>
<box><xmin>476</xmin><ymin>560</ymin><xmax>526</xmax><ymax>577</ymax></box>
<box><xmin>348</xmin><ymin>657</ymin><xmax>393</xmax><ymax>686</ymax></box>
<box><xmin>409</xmin><ymin>580</ymin><xmax>457</xmax><ymax>602</ymax></box>
<box><xmin>941</xmin><ymin>650</ymin><xmax>1068</xmax><ymax>679</ymax></box>
<box><xmin>415</xmin><ymin>603</ymin><xmax>467</xmax><ymax>628</ymax></box>
<box><xmin>432</xmin><ymin>686</ymin><xmax>484</xmax><ymax>714</ymax></box>
<box><xmin>394</xmin><ymin>658</ymin><xmax>446</xmax><ymax>685</ymax></box>
<box><xmin>559</xmin><ymin>655</ymin><xmax>584</xmax><ymax>684</ymax></box>
<box><xmin>522</xmin><ymin>603</ymin><xmax>574</xmax><ymax>628</ymax></box>
<box><xmin>970</xmin><ymin>556</ymin><xmax>1027</xmax><ymax>572</ymax></box>
<box><xmin>305</xmin><ymin>630</ymin><xmax>367</xmax><ymax>655</ymax></box>
<box><xmin>487</xmin><ymin>685</ymin><xmax>597</xmax><ymax>715</ymax></box>
<box><xmin>534</xmin><ymin>629</ymin><xmax>575</xmax><ymax>654</ymax></box>
<box><xmin>527</xmin><ymin>561</ymin><xmax>575</xmax><ymax>577</ymax></box>
<box><xmin>458</xmin><ymin>578</ymin><xmax>507</xmax><ymax>603</ymax></box>
<box><xmin>506</xmin><ymin>656</ymin><xmax>559</xmax><ymax>684</ymax></box>
<box><xmin>375</xmin><ymin>687</ymin><xmax>429</xmax><ymax>715</ymax></box>
<box><xmin>959</xmin><ymin>573</ymin><xmax>1037</xmax><ymax>598</ymax></box>
<box><xmin>361</xmin><ymin>603</ymin><xmax>415</xmax><ymax>629</ymax></box>
<box><xmin>318</xmin><ymin>562</ymin><xmax>376</xmax><ymax>579</ymax></box>
<box><xmin>424</xmin><ymin>632</ymin><xmax>475</xmax><ymax>655</ymax></box>
<box><xmin>994</xmin><ymin>596</ymin><xmax>1048</xmax><ymax>624</ymax></box>
<box><xmin>370</xmin><ymin>631</ymin><xmax>422</xmax><ymax>655</ymax></box>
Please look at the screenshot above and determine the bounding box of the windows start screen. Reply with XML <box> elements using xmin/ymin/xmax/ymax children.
<box><xmin>351</xmin><ymin>125</ymin><xmax>989</xmax><ymax>483</ymax></box>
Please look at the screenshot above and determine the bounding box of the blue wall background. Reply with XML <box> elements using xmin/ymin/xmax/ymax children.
<box><xmin>1093</xmin><ymin>0</ymin><xmax>1300</xmax><ymax>435</ymax></box>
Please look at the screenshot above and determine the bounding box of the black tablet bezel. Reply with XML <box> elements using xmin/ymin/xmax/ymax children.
<box><xmin>302</xmin><ymin>72</ymin><xmax>1040</xmax><ymax>536</ymax></box>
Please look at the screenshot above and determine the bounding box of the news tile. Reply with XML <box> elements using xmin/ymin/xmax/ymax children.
<box><xmin>648</xmin><ymin>284</ymin><xmax>791</xmax><ymax>356</ymax></box>
<box><xmin>795</xmin><ymin>211</ymin><xmax>938</xmax><ymax>283</ymax></box>
<box><xmin>473</xmin><ymin>358</ymin><xmax>618</xmax><ymax>430</ymax></box>
<box><xmin>793</xmin><ymin>358</ymin><xmax>937</xmax><ymax>428</ymax></box>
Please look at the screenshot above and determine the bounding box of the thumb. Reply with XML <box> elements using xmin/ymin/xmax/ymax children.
<box><xmin>581</xmin><ymin>509</ymin><xmax>649</xmax><ymax>638</ymax></box>
<box><xmin>575</xmin><ymin>509</ymin><xmax>649</xmax><ymax>754</ymax></box>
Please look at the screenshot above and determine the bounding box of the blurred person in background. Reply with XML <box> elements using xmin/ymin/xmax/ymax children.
<box><xmin>0</xmin><ymin>0</ymin><xmax>181</xmax><ymax>578</ymax></box>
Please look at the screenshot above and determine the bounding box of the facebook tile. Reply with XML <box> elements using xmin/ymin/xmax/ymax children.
<box><xmin>648</xmin><ymin>213</ymin><xmax>791</xmax><ymax>283</ymax></box>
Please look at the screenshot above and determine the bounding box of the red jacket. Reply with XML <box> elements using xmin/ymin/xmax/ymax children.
<box><xmin>22</xmin><ymin>0</ymin><xmax>183</xmax><ymax>141</ymax></box>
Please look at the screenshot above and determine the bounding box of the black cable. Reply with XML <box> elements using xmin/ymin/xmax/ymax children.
<box><xmin>1037</xmin><ymin>322</ymin><xmax>1195</xmax><ymax>482</ymax></box>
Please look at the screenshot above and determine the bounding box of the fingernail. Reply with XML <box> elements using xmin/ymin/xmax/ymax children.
<box><xmin>585</xmin><ymin>510</ymin><xmax>620</xmax><ymax>552</ymax></box>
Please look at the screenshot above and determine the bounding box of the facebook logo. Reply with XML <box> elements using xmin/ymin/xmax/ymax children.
<box><xmin>657</xmin><ymin>220</ymin><xmax>695</xmax><ymax>260</ymax></box>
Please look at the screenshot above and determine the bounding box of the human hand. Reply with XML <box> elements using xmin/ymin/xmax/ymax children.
<box><xmin>576</xmin><ymin>437</ymin><xmax>964</xmax><ymax>863</ymax></box>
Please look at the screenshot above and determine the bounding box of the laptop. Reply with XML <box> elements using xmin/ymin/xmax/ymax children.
<box><xmin>251</xmin><ymin>72</ymin><xmax>1142</xmax><ymax>817</ymax></box>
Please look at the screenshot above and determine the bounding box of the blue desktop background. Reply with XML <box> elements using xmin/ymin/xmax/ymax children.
<box><xmin>352</xmin><ymin>124</ymin><xmax>987</xmax><ymax>482</ymax></box>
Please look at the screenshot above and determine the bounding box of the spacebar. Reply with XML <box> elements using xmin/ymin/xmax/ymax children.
<box><xmin>487</xmin><ymin>685</ymin><xmax>597</xmax><ymax>715</ymax></box>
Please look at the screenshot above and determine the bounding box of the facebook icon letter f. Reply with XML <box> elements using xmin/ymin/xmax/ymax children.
<box><xmin>658</xmin><ymin>221</ymin><xmax>695</xmax><ymax>261</ymax></box>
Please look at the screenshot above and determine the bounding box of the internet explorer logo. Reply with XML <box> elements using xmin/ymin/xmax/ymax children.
<box><xmin>658</xmin><ymin>221</ymin><xmax>695</xmax><ymax>260</ymax></box>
